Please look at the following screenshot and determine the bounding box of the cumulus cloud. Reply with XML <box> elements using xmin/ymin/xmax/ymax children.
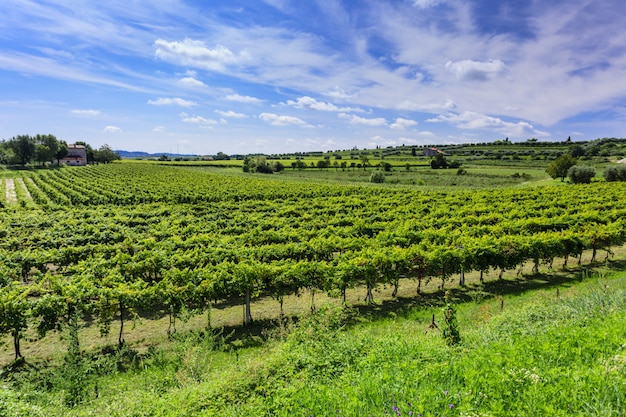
<box><xmin>103</xmin><ymin>125</ymin><xmax>121</xmax><ymax>133</ymax></box>
<box><xmin>70</xmin><ymin>109</ymin><xmax>100</xmax><ymax>116</ymax></box>
<box><xmin>259</xmin><ymin>112</ymin><xmax>311</xmax><ymax>126</ymax></box>
<box><xmin>340</xmin><ymin>113</ymin><xmax>388</xmax><ymax>127</ymax></box>
<box><xmin>225</xmin><ymin>94</ymin><xmax>263</xmax><ymax>104</ymax></box>
<box><xmin>285</xmin><ymin>96</ymin><xmax>362</xmax><ymax>112</ymax></box>
<box><xmin>177</xmin><ymin>77</ymin><xmax>207</xmax><ymax>88</ymax></box>
<box><xmin>445</xmin><ymin>59</ymin><xmax>507</xmax><ymax>81</ymax></box>
<box><xmin>427</xmin><ymin>111</ymin><xmax>549</xmax><ymax>137</ymax></box>
<box><xmin>148</xmin><ymin>97</ymin><xmax>197</xmax><ymax>107</ymax></box>
<box><xmin>155</xmin><ymin>38</ymin><xmax>250</xmax><ymax>71</ymax></box>
<box><xmin>152</xmin><ymin>126</ymin><xmax>166</xmax><ymax>132</ymax></box>
<box><xmin>215</xmin><ymin>110</ymin><xmax>248</xmax><ymax>118</ymax></box>
<box><xmin>390</xmin><ymin>117</ymin><xmax>418</xmax><ymax>130</ymax></box>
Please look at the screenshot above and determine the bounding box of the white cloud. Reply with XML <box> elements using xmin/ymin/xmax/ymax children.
<box><xmin>180</xmin><ymin>112</ymin><xmax>217</xmax><ymax>125</ymax></box>
<box><xmin>340</xmin><ymin>113</ymin><xmax>388</xmax><ymax>127</ymax></box>
<box><xmin>70</xmin><ymin>109</ymin><xmax>100</xmax><ymax>116</ymax></box>
<box><xmin>215</xmin><ymin>110</ymin><xmax>248</xmax><ymax>118</ymax></box>
<box><xmin>259</xmin><ymin>112</ymin><xmax>310</xmax><ymax>126</ymax></box>
<box><xmin>177</xmin><ymin>77</ymin><xmax>207</xmax><ymax>88</ymax></box>
<box><xmin>148</xmin><ymin>97</ymin><xmax>197</xmax><ymax>107</ymax></box>
<box><xmin>103</xmin><ymin>125</ymin><xmax>121</xmax><ymax>133</ymax></box>
<box><xmin>285</xmin><ymin>96</ymin><xmax>362</xmax><ymax>112</ymax></box>
<box><xmin>427</xmin><ymin>111</ymin><xmax>549</xmax><ymax>137</ymax></box>
<box><xmin>324</xmin><ymin>86</ymin><xmax>354</xmax><ymax>100</ymax></box>
<box><xmin>152</xmin><ymin>126</ymin><xmax>166</xmax><ymax>132</ymax></box>
<box><xmin>390</xmin><ymin>118</ymin><xmax>418</xmax><ymax>130</ymax></box>
<box><xmin>445</xmin><ymin>59</ymin><xmax>507</xmax><ymax>82</ymax></box>
<box><xmin>225</xmin><ymin>94</ymin><xmax>263</xmax><ymax>104</ymax></box>
<box><xmin>154</xmin><ymin>38</ymin><xmax>250</xmax><ymax>71</ymax></box>
<box><xmin>397</xmin><ymin>99</ymin><xmax>458</xmax><ymax>112</ymax></box>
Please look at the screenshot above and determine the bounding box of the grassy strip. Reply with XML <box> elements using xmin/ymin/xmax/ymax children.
<box><xmin>2</xmin><ymin>272</ymin><xmax>624</xmax><ymax>416</ymax></box>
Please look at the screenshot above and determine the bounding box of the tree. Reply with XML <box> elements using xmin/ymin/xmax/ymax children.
<box><xmin>316</xmin><ymin>160</ymin><xmax>329</xmax><ymax>170</ymax></box>
<box><xmin>567</xmin><ymin>165</ymin><xmax>596</xmax><ymax>184</ymax></box>
<box><xmin>546</xmin><ymin>154</ymin><xmax>577</xmax><ymax>181</ymax></box>
<box><xmin>55</xmin><ymin>141</ymin><xmax>69</xmax><ymax>164</ymax></box>
<box><xmin>0</xmin><ymin>283</ymin><xmax>31</xmax><ymax>360</ymax></box>
<box><xmin>604</xmin><ymin>165</ymin><xmax>626</xmax><ymax>182</ymax></box>
<box><xmin>569</xmin><ymin>144</ymin><xmax>586</xmax><ymax>158</ymax></box>
<box><xmin>360</xmin><ymin>155</ymin><xmax>369</xmax><ymax>170</ymax></box>
<box><xmin>35</xmin><ymin>144</ymin><xmax>52</xmax><ymax>166</ymax></box>
<box><xmin>370</xmin><ymin>170</ymin><xmax>385</xmax><ymax>183</ymax></box>
<box><xmin>94</xmin><ymin>144</ymin><xmax>121</xmax><ymax>164</ymax></box>
<box><xmin>37</xmin><ymin>134</ymin><xmax>59</xmax><ymax>160</ymax></box>
<box><xmin>8</xmin><ymin>135</ymin><xmax>35</xmax><ymax>166</ymax></box>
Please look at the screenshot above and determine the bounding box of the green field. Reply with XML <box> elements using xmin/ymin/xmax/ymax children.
<box><xmin>1</xmin><ymin>142</ymin><xmax>626</xmax><ymax>415</ymax></box>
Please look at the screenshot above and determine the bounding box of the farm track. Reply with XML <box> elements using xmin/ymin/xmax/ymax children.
<box><xmin>4</xmin><ymin>178</ymin><xmax>17</xmax><ymax>204</ymax></box>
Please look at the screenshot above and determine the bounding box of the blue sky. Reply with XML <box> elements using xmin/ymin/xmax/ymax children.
<box><xmin>1</xmin><ymin>0</ymin><xmax>625</xmax><ymax>155</ymax></box>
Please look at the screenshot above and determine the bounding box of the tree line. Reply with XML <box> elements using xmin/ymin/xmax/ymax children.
<box><xmin>0</xmin><ymin>134</ymin><xmax>120</xmax><ymax>166</ymax></box>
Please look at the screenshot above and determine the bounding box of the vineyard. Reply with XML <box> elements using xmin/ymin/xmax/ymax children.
<box><xmin>1</xmin><ymin>162</ymin><xmax>625</xmax><ymax>363</ymax></box>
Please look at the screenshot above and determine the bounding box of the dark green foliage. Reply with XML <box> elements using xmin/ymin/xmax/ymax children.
<box><xmin>567</xmin><ymin>165</ymin><xmax>595</xmax><ymax>183</ymax></box>
<box><xmin>546</xmin><ymin>154</ymin><xmax>577</xmax><ymax>181</ymax></box>
<box><xmin>603</xmin><ymin>165</ymin><xmax>626</xmax><ymax>182</ymax></box>
<box><xmin>59</xmin><ymin>311</ymin><xmax>89</xmax><ymax>406</ymax></box>
<box><xmin>442</xmin><ymin>291</ymin><xmax>461</xmax><ymax>346</ymax></box>
<box><xmin>370</xmin><ymin>170</ymin><xmax>385</xmax><ymax>183</ymax></box>
<box><xmin>7</xmin><ymin>135</ymin><xmax>35</xmax><ymax>166</ymax></box>
<box><xmin>94</xmin><ymin>144</ymin><xmax>121</xmax><ymax>164</ymax></box>
<box><xmin>431</xmin><ymin>153</ymin><xmax>448</xmax><ymax>169</ymax></box>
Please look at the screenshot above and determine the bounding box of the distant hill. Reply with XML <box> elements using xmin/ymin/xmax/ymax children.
<box><xmin>115</xmin><ymin>150</ymin><xmax>198</xmax><ymax>159</ymax></box>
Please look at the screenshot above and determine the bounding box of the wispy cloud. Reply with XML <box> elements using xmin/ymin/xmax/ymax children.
<box><xmin>427</xmin><ymin>111</ymin><xmax>549</xmax><ymax>137</ymax></box>
<box><xmin>285</xmin><ymin>96</ymin><xmax>362</xmax><ymax>112</ymax></box>
<box><xmin>71</xmin><ymin>109</ymin><xmax>100</xmax><ymax>116</ymax></box>
<box><xmin>225</xmin><ymin>94</ymin><xmax>263</xmax><ymax>104</ymax></box>
<box><xmin>177</xmin><ymin>77</ymin><xmax>207</xmax><ymax>88</ymax></box>
<box><xmin>155</xmin><ymin>38</ymin><xmax>251</xmax><ymax>72</ymax></box>
<box><xmin>259</xmin><ymin>113</ymin><xmax>311</xmax><ymax>127</ymax></box>
<box><xmin>215</xmin><ymin>110</ymin><xmax>248</xmax><ymax>118</ymax></box>
<box><xmin>148</xmin><ymin>97</ymin><xmax>197</xmax><ymax>107</ymax></box>
<box><xmin>445</xmin><ymin>59</ymin><xmax>507</xmax><ymax>82</ymax></box>
<box><xmin>180</xmin><ymin>112</ymin><xmax>217</xmax><ymax>125</ymax></box>
<box><xmin>340</xmin><ymin>113</ymin><xmax>388</xmax><ymax>127</ymax></box>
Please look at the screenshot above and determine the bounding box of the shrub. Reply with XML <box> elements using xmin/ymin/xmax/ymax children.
<box><xmin>567</xmin><ymin>165</ymin><xmax>596</xmax><ymax>183</ymax></box>
<box><xmin>603</xmin><ymin>165</ymin><xmax>626</xmax><ymax>182</ymax></box>
<box><xmin>370</xmin><ymin>170</ymin><xmax>385</xmax><ymax>183</ymax></box>
<box><xmin>442</xmin><ymin>291</ymin><xmax>461</xmax><ymax>346</ymax></box>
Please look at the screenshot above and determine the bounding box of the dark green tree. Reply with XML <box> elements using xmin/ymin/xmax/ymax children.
<box><xmin>35</xmin><ymin>134</ymin><xmax>59</xmax><ymax>165</ymax></box>
<box><xmin>94</xmin><ymin>144</ymin><xmax>121</xmax><ymax>164</ymax></box>
<box><xmin>567</xmin><ymin>165</ymin><xmax>596</xmax><ymax>183</ymax></box>
<box><xmin>55</xmin><ymin>140</ymin><xmax>69</xmax><ymax>165</ymax></box>
<box><xmin>8</xmin><ymin>135</ymin><xmax>35</xmax><ymax>166</ymax></box>
<box><xmin>546</xmin><ymin>154</ymin><xmax>577</xmax><ymax>181</ymax></box>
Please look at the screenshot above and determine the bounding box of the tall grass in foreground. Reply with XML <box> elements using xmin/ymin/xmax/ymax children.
<box><xmin>1</xmin><ymin>274</ymin><xmax>625</xmax><ymax>416</ymax></box>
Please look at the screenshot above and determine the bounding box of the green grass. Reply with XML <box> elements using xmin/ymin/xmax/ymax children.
<box><xmin>2</xmin><ymin>271</ymin><xmax>624</xmax><ymax>416</ymax></box>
